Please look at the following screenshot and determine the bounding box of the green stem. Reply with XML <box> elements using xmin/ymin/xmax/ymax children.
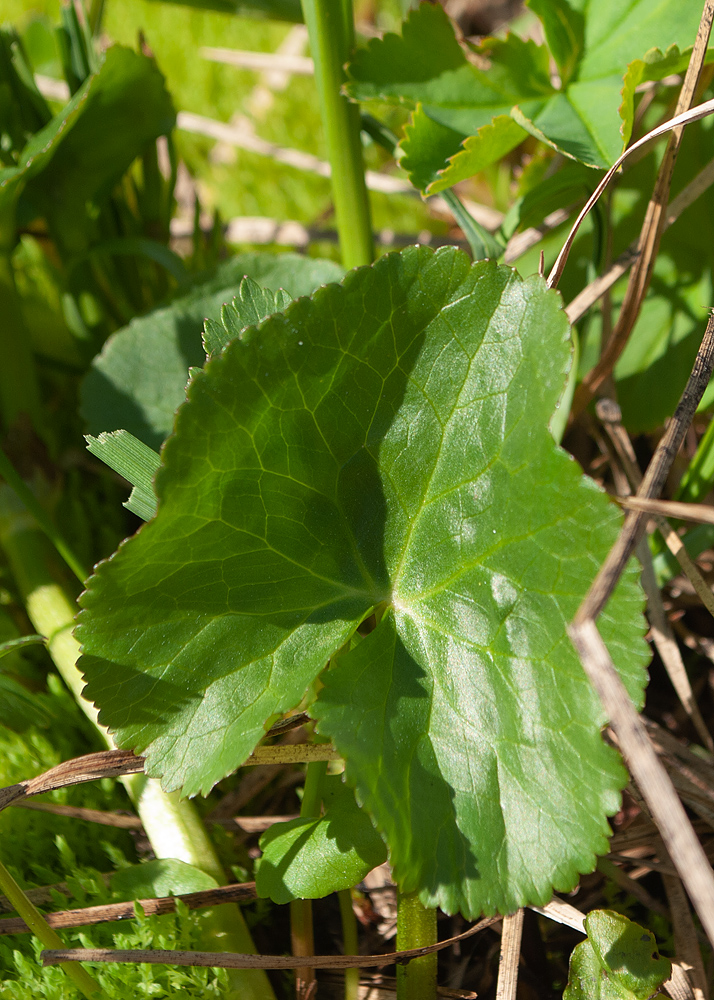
<box><xmin>339</xmin><ymin>888</ymin><xmax>359</xmax><ymax>1000</ymax></box>
<box><xmin>440</xmin><ymin>189</ymin><xmax>504</xmax><ymax>262</ymax></box>
<box><xmin>0</xmin><ymin>254</ymin><xmax>44</xmax><ymax>435</ymax></box>
<box><xmin>0</xmin><ymin>856</ymin><xmax>101</xmax><ymax>998</ymax></box>
<box><xmin>290</xmin><ymin>760</ymin><xmax>328</xmax><ymax>996</ymax></box>
<box><xmin>300</xmin><ymin>0</ymin><xmax>373</xmax><ymax>269</ymax></box>
<box><xmin>396</xmin><ymin>890</ymin><xmax>437</xmax><ymax>1000</ymax></box>
<box><xmin>0</xmin><ymin>506</ymin><xmax>276</xmax><ymax>1000</ymax></box>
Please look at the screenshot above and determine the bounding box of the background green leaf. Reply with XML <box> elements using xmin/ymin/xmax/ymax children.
<box><xmin>352</xmin><ymin>0</ymin><xmax>710</xmax><ymax>189</ymax></box>
<box><xmin>564</xmin><ymin>910</ymin><xmax>671</xmax><ymax>1000</ymax></box>
<box><xmin>20</xmin><ymin>45</ymin><xmax>175</xmax><ymax>255</ymax></box>
<box><xmin>255</xmin><ymin>775</ymin><xmax>387</xmax><ymax>903</ymax></box>
<box><xmin>111</xmin><ymin>858</ymin><xmax>219</xmax><ymax>900</ymax></box>
<box><xmin>81</xmin><ymin>252</ymin><xmax>343</xmax><ymax>450</ymax></box>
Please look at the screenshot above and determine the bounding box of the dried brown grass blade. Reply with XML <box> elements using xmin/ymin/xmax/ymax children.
<box><xmin>0</xmin><ymin>750</ymin><xmax>145</xmax><ymax>812</ymax></box>
<box><xmin>566</xmin><ymin>158</ymin><xmax>714</xmax><ymax>324</ymax></box>
<box><xmin>0</xmin><ymin>744</ymin><xmax>341</xmax><ymax>813</ymax></box>
<box><xmin>569</xmin><ymin>619</ymin><xmax>714</xmax><ymax>947</ymax></box>
<box><xmin>618</xmin><ymin>497</ymin><xmax>714</xmax><ymax>524</ymax></box>
<box><xmin>495</xmin><ymin>910</ymin><xmax>523</xmax><ymax>1000</ymax></box>
<box><xmin>550</xmin><ymin>0</ymin><xmax>714</xmax><ymax>292</ymax></box>
<box><xmin>41</xmin><ymin>916</ymin><xmax>502</xmax><ymax>969</ymax></box>
<box><xmin>571</xmin><ymin>0</ymin><xmax>714</xmax><ymax>412</ymax></box>
<box><xmin>0</xmin><ymin>882</ymin><xmax>258</xmax><ymax>935</ymax></box>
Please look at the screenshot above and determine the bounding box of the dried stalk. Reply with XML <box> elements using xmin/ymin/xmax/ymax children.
<box><xmin>42</xmin><ymin>916</ymin><xmax>501</xmax><ymax>970</ymax></box>
<box><xmin>572</xmin><ymin>0</ymin><xmax>714</xmax><ymax>411</ymax></box>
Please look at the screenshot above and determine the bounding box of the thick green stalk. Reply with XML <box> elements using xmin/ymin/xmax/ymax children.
<box><xmin>300</xmin><ymin>0</ymin><xmax>373</xmax><ymax>269</ymax></box>
<box><xmin>0</xmin><ymin>254</ymin><xmax>43</xmax><ymax>434</ymax></box>
<box><xmin>0</xmin><ymin>503</ymin><xmax>276</xmax><ymax>1000</ymax></box>
<box><xmin>396</xmin><ymin>891</ymin><xmax>437</xmax><ymax>1000</ymax></box>
<box><xmin>290</xmin><ymin>759</ymin><xmax>328</xmax><ymax>997</ymax></box>
<box><xmin>0</xmin><ymin>856</ymin><xmax>101</xmax><ymax>998</ymax></box>
<box><xmin>339</xmin><ymin>888</ymin><xmax>359</xmax><ymax>1000</ymax></box>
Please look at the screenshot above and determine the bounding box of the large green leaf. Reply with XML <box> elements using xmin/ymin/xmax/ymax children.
<box><xmin>255</xmin><ymin>775</ymin><xmax>387</xmax><ymax>904</ymax></box>
<box><xmin>80</xmin><ymin>253</ymin><xmax>343</xmax><ymax>450</ymax></box>
<box><xmin>77</xmin><ymin>246</ymin><xmax>647</xmax><ymax>915</ymax></box>
<box><xmin>352</xmin><ymin>2</ymin><xmax>708</xmax><ymax>191</ymax></box>
<box><xmin>564</xmin><ymin>910</ymin><xmax>671</xmax><ymax>1000</ymax></box>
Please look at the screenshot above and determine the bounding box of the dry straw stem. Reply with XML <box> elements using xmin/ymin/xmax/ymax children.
<box><xmin>41</xmin><ymin>916</ymin><xmax>502</xmax><ymax>970</ymax></box>
<box><xmin>568</xmin><ymin>619</ymin><xmax>714</xmax><ymax>946</ymax></box>
<box><xmin>494</xmin><ymin>909</ymin><xmax>523</xmax><ymax>1000</ymax></box>
<box><xmin>566</xmin><ymin>157</ymin><xmax>714</xmax><ymax>324</ymax></box>
<box><xmin>578</xmin><ymin>313</ymin><xmax>714</xmax><ymax>622</ymax></box>
<box><xmin>547</xmin><ymin>95</ymin><xmax>714</xmax><ymax>292</ymax></box>
<box><xmin>0</xmin><ymin>882</ymin><xmax>259</xmax><ymax>936</ymax></box>
<box><xmin>617</xmin><ymin>496</ymin><xmax>714</xmax><ymax>524</ymax></box>
<box><xmin>595</xmin><ymin>398</ymin><xmax>714</xmax><ymax>748</ymax></box>
<box><xmin>571</xmin><ymin>0</ymin><xmax>714</xmax><ymax>412</ymax></box>
<box><xmin>0</xmin><ymin>744</ymin><xmax>341</xmax><ymax>812</ymax></box>
<box><xmin>570</xmin><ymin>314</ymin><xmax>714</xmax><ymax>947</ymax></box>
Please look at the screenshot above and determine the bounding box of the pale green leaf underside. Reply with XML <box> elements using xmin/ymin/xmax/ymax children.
<box><xmin>77</xmin><ymin>246</ymin><xmax>647</xmax><ymax>916</ymax></box>
<box><xmin>564</xmin><ymin>910</ymin><xmax>671</xmax><ymax>1000</ymax></box>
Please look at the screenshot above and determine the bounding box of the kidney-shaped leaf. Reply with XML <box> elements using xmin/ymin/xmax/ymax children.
<box><xmin>77</xmin><ymin>246</ymin><xmax>647</xmax><ymax>915</ymax></box>
<box><xmin>255</xmin><ymin>775</ymin><xmax>387</xmax><ymax>904</ymax></box>
<box><xmin>564</xmin><ymin>910</ymin><xmax>671</xmax><ymax>1000</ymax></box>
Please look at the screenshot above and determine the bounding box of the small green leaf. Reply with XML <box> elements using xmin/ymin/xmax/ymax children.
<box><xmin>347</xmin><ymin>6</ymin><xmax>551</xmax><ymax>190</ymax></box>
<box><xmin>85</xmin><ymin>430</ymin><xmax>161</xmax><ymax>522</ymax></box>
<box><xmin>81</xmin><ymin>253</ymin><xmax>343</xmax><ymax>450</ymax></box>
<box><xmin>527</xmin><ymin>0</ymin><xmax>584</xmax><ymax>85</ymax></box>
<box><xmin>203</xmin><ymin>277</ymin><xmax>292</xmax><ymax>357</ymax></box>
<box><xmin>255</xmin><ymin>775</ymin><xmax>387</xmax><ymax>904</ymax></box>
<box><xmin>421</xmin><ymin>115</ymin><xmax>530</xmax><ymax>196</ymax></box>
<box><xmin>111</xmin><ymin>859</ymin><xmax>218</xmax><ymax>900</ymax></box>
<box><xmin>564</xmin><ymin>910</ymin><xmax>671</xmax><ymax>1000</ymax></box>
